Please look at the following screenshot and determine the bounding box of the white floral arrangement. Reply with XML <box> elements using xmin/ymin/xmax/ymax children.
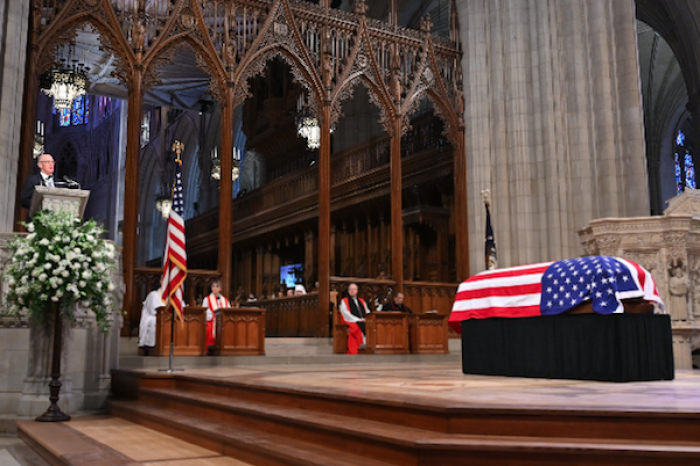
<box><xmin>3</xmin><ymin>209</ymin><xmax>117</xmax><ymax>332</ymax></box>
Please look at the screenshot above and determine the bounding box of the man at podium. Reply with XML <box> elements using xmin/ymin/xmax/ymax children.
<box><xmin>20</xmin><ymin>153</ymin><xmax>56</xmax><ymax>210</ymax></box>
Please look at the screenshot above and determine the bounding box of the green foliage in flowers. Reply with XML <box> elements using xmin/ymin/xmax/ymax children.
<box><xmin>3</xmin><ymin>209</ymin><xmax>117</xmax><ymax>332</ymax></box>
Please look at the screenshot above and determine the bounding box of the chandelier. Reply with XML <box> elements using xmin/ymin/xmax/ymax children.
<box><xmin>40</xmin><ymin>45</ymin><xmax>89</xmax><ymax>110</ymax></box>
<box><xmin>210</xmin><ymin>147</ymin><xmax>240</xmax><ymax>181</ymax></box>
<box><xmin>295</xmin><ymin>93</ymin><xmax>331</xmax><ymax>150</ymax></box>
<box><xmin>33</xmin><ymin>121</ymin><xmax>45</xmax><ymax>159</ymax></box>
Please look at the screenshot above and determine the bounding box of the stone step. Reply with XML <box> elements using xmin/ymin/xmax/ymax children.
<box><xmin>141</xmin><ymin>372</ymin><xmax>700</xmax><ymax>443</ymax></box>
<box><xmin>109</xmin><ymin>400</ymin><xmax>397</xmax><ymax>466</ymax></box>
<box><xmin>110</xmin><ymin>397</ymin><xmax>700</xmax><ymax>466</ymax></box>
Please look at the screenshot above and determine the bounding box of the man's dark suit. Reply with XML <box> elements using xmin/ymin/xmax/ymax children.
<box><xmin>20</xmin><ymin>173</ymin><xmax>51</xmax><ymax>209</ymax></box>
<box><xmin>383</xmin><ymin>301</ymin><xmax>413</xmax><ymax>313</ymax></box>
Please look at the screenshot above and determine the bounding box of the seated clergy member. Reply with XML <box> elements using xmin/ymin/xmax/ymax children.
<box><xmin>339</xmin><ymin>283</ymin><xmax>371</xmax><ymax>354</ymax></box>
<box><xmin>20</xmin><ymin>153</ymin><xmax>56</xmax><ymax>213</ymax></box>
<box><xmin>139</xmin><ymin>287</ymin><xmax>164</xmax><ymax>355</ymax></box>
<box><xmin>383</xmin><ymin>292</ymin><xmax>413</xmax><ymax>313</ymax></box>
<box><xmin>204</xmin><ymin>279</ymin><xmax>230</xmax><ymax>354</ymax></box>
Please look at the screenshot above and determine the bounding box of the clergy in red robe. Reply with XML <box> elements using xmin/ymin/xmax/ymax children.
<box><xmin>338</xmin><ymin>283</ymin><xmax>371</xmax><ymax>355</ymax></box>
<box><xmin>204</xmin><ymin>279</ymin><xmax>231</xmax><ymax>353</ymax></box>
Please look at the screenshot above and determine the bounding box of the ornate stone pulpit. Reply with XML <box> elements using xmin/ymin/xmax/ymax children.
<box><xmin>28</xmin><ymin>186</ymin><xmax>90</xmax><ymax>219</ymax></box>
<box><xmin>579</xmin><ymin>189</ymin><xmax>700</xmax><ymax>369</ymax></box>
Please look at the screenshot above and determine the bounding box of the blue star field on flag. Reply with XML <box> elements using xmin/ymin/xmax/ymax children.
<box><xmin>172</xmin><ymin>160</ymin><xmax>184</xmax><ymax>216</ymax></box>
<box><xmin>540</xmin><ymin>256</ymin><xmax>643</xmax><ymax>315</ymax></box>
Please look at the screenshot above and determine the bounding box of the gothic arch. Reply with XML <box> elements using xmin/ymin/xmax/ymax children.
<box><xmin>331</xmin><ymin>73</ymin><xmax>394</xmax><ymax>132</ymax></box>
<box><xmin>403</xmin><ymin>86</ymin><xmax>460</xmax><ymax>147</ymax></box>
<box><xmin>233</xmin><ymin>43</ymin><xmax>323</xmax><ymax>116</ymax></box>
<box><xmin>36</xmin><ymin>13</ymin><xmax>133</xmax><ymax>84</ymax></box>
<box><xmin>142</xmin><ymin>35</ymin><xmax>227</xmax><ymax>102</ymax></box>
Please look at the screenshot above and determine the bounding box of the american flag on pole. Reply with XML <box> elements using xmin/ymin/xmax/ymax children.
<box><xmin>159</xmin><ymin>158</ymin><xmax>187</xmax><ymax>322</ymax></box>
<box><xmin>449</xmin><ymin>256</ymin><xmax>664</xmax><ymax>333</ymax></box>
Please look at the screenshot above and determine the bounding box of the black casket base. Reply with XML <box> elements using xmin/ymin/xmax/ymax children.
<box><xmin>461</xmin><ymin>313</ymin><xmax>674</xmax><ymax>382</ymax></box>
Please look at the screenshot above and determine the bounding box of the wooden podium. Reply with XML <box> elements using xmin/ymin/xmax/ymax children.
<box><xmin>29</xmin><ymin>186</ymin><xmax>90</xmax><ymax>219</ymax></box>
<box><xmin>154</xmin><ymin>306</ymin><xmax>207</xmax><ymax>356</ymax></box>
<box><xmin>366</xmin><ymin>312</ymin><xmax>410</xmax><ymax>354</ymax></box>
<box><xmin>214</xmin><ymin>307</ymin><xmax>266</xmax><ymax>356</ymax></box>
<box><xmin>409</xmin><ymin>313</ymin><xmax>449</xmax><ymax>354</ymax></box>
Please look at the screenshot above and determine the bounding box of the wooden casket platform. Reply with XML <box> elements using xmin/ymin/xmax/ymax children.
<box><xmin>461</xmin><ymin>313</ymin><xmax>675</xmax><ymax>382</ymax></box>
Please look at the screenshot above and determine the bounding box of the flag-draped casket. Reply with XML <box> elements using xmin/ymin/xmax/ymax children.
<box><xmin>449</xmin><ymin>256</ymin><xmax>664</xmax><ymax>333</ymax></box>
<box><xmin>451</xmin><ymin>256</ymin><xmax>673</xmax><ymax>382</ymax></box>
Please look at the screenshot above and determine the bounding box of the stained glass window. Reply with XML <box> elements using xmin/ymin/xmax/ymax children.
<box><xmin>674</xmin><ymin>130</ymin><xmax>696</xmax><ymax>194</ymax></box>
<box><xmin>677</xmin><ymin>130</ymin><xmax>686</xmax><ymax>147</ymax></box>
<box><xmin>59</xmin><ymin>108</ymin><xmax>70</xmax><ymax>127</ymax></box>
<box><xmin>84</xmin><ymin>96</ymin><xmax>90</xmax><ymax>125</ymax></box>
<box><xmin>685</xmin><ymin>152</ymin><xmax>696</xmax><ymax>189</ymax></box>
<box><xmin>71</xmin><ymin>96</ymin><xmax>84</xmax><ymax>125</ymax></box>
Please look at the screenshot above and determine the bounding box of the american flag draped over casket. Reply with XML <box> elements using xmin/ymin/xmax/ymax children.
<box><xmin>449</xmin><ymin>256</ymin><xmax>664</xmax><ymax>333</ymax></box>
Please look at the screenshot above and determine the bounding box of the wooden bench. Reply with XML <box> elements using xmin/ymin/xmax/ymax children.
<box><xmin>154</xmin><ymin>306</ymin><xmax>207</xmax><ymax>356</ymax></box>
<box><xmin>214</xmin><ymin>307</ymin><xmax>266</xmax><ymax>356</ymax></box>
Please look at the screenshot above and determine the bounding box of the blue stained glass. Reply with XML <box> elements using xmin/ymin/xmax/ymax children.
<box><xmin>84</xmin><ymin>96</ymin><xmax>89</xmax><ymax>124</ymax></box>
<box><xmin>685</xmin><ymin>152</ymin><xmax>696</xmax><ymax>189</ymax></box>
<box><xmin>675</xmin><ymin>153</ymin><xmax>682</xmax><ymax>194</ymax></box>
<box><xmin>677</xmin><ymin>130</ymin><xmax>686</xmax><ymax>147</ymax></box>
<box><xmin>71</xmin><ymin>96</ymin><xmax>84</xmax><ymax>125</ymax></box>
<box><xmin>59</xmin><ymin>108</ymin><xmax>70</xmax><ymax>127</ymax></box>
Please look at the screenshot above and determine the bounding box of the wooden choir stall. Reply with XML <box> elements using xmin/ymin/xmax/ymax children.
<box><xmin>154</xmin><ymin>306</ymin><xmax>266</xmax><ymax>357</ymax></box>
<box><xmin>331</xmin><ymin>283</ymin><xmax>451</xmax><ymax>355</ymax></box>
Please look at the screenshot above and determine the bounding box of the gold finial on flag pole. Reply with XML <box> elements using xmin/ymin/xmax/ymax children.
<box><xmin>481</xmin><ymin>188</ymin><xmax>491</xmax><ymax>207</ymax></box>
<box><xmin>172</xmin><ymin>140</ymin><xmax>184</xmax><ymax>161</ymax></box>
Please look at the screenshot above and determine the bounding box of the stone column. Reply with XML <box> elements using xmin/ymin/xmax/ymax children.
<box><xmin>0</xmin><ymin>1</ymin><xmax>30</xmax><ymax>230</ymax></box>
<box><xmin>458</xmin><ymin>0</ymin><xmax>648</xmax><ymax>272</ymax></box>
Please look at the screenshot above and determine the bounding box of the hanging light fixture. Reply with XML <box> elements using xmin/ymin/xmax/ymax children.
<box><xmin>210</xmin><ymin>147</ymin><xmax>240</xmax><ymax>181</ymax></box>
<box><xmin>295</xmin><ymin>94</ymin><xmax>325</xmax><ymax>150</ymax></box>
<box><xmin>40</xmin><ymin>44</ymin><xmax>90</xmax><ymax>110</ymax></box>
<box><xmin>33</xmin><ymin>121</ymin><xmax>45</xmax><ymax>159</ymax></box>
<box><xmin>155</xmin><ymin>194</ymin><xmax>172</xmax><ymax>219</ymax></box>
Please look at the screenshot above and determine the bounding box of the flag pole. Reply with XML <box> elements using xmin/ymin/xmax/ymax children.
<box><xmin>481</xmin><ymin>188</ymin><xmax>497</xmax><ymax>271</ymax></box>
<box><xmin>159</xmin><ymin>141</ymin><xmax>186</xmax><ymax>373</ymax></box>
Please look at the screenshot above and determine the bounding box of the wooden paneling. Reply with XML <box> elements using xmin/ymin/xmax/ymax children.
<box><xmin>215</xmin><ymin>307</ymin><xmax>266</xmax><ymax>356</ymax></box>
<box><xmin>366</xmin><ymin>312</ymin><xmax>410</xmax><ymax>355</ymax></box>
<box><xmin>403</xmin><ymin>281</ymin><xmax>457</xmax><ymax>315</ymax></box>
<box><xmin>254</xmin><ymin>293</ymin><xmax>320</xmax><ymax>337</ymax></box>
<box><xmin>409</xmin><ymin>314</ymin><xmax>449</xmax><ymax>354</ymax></box>
<box><xmin>154</xmin><ymin>306</ymin><xmax>206</xmax><ymax>356</ymax></box>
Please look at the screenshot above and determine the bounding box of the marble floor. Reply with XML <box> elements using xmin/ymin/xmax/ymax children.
<box><xmin>0</xmin><ymin>434</ymin><xmax>50</xmax><ymax>466</ymax></box>
<box><xmin>165</xmin><ymin>364</ymin><xmax>700</xmax><ymax>414</ymax></box>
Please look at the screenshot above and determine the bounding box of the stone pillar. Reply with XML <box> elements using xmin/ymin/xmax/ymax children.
<box><xmin>458</xmin><ymin>0</ymin><xmax>648</xmax><ymax>272</ymax></box>
<box><xmin>0</xmin><ymin>1</ymin><xmax>30</xmax><ymax>230</ymax></box>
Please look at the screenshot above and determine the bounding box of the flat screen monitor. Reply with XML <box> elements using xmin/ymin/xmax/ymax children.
<box><xmin>280</xmin><ymin>263</ymin><xmax>303</xmax><ymax>288</ymax></box>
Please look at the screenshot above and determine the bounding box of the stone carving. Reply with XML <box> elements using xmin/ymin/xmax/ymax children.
<box><xmin>669</xmin><ymin>264</ymin><xmax>689</xmax><ymax>321</ymax></box>
<box><xmin>580</xmin><ymin>189</ymin><xmax>700</xmax><ymax>369</ymax></box>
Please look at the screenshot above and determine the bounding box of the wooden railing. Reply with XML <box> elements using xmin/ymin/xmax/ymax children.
<box><xmin>129</xmin><ymin>267</ymin><xmax>220</xmax><ymax>337</ymax></box>
<box><xmin>185</xmin><ymin>116</ymin><xmax>444</xmax><ymax>242</ymax></box>
<box><xmin>404</xmin><ymin>281</ymin><xmax>458</xmax><ymax>316</ymax></box>
<box><xmin>250</xmin><ymin>292</ymin><xmax>321</xmax><ymax>337</ymax></box>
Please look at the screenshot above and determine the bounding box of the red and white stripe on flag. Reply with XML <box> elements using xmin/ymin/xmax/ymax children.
<box><xmin>160</xmin><ymin>209</ymin><xmax>187</xmax><ymax>322</ymax></box>
<box><xmin>448</xmin><ymin>262</ymin><xmax>553</xmax><ymax>333</ymax></box>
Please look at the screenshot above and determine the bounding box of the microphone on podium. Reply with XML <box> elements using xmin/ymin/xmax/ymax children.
<box><xmin>63</xmin><ymin>176</ymin><xmax>81</xmax><ymax>189</ymax></box>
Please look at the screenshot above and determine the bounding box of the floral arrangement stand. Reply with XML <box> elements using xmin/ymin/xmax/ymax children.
<box><xmin>3</xmin><ymin>209</ymin><xmax>116</xmax><ymax>422</ymax></box>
